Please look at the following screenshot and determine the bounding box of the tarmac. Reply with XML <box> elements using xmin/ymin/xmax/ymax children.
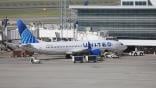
<box><xmin>0</xmin><ymin>53</ymin><xmax>156</xmax><ymax>88</ymax></box>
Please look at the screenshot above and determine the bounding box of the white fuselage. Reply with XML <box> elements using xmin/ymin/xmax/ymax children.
<box><xmin>27</xmin><ymin>40</ymin><xmax>127</xmax><ymax>55</ymax></box>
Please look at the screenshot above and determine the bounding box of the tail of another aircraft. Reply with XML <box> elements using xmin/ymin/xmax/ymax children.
<box><xmin>17</xmin><ymin>19</ymin><xmax>38</xmax><ymax>44</ymax></box>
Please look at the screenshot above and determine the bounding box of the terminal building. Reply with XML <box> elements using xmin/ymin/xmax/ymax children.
<box><xmin>70</xmin><ymin>0</ymin><xmax>156</xmax><ymax>40</ymax></box>
<box><xmin>69</xmin><ymin>0</ymin><xmax>156</xmax><ymax>53</ymax></box>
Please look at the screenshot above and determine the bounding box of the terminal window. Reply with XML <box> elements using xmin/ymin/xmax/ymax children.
<box><xmin>135</xmin><ymin>1</ymin><xmax>147</xmax><ymax>6</ymax></box>
<box><xmin>122</xmin><ymin>1</ymin><xmax>134</xmax><ymax>6</ymax></box>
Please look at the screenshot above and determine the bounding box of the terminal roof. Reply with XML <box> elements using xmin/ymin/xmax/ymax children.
<box><xmin>119</xmin><ymin>40</ymin><xmax>156</xmax><ymax>46</ymax></box>
<box><xmin>69</xmin><ymin>5</ymin><xmax>156</xmax><ymax>9</ymax></box>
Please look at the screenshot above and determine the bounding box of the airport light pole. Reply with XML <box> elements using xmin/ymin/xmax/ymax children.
<box><xmin>59</xmin><ymin>0</ymin><xmax>63</xmax><ymax>39</ymax></box>
<box><xmin>59</xmin><ymin>0</ymin><xmax>68</xmax><ymax>40</ymax></box>
<box><xmin>1</xmin><ymin>17</ymin><xmax>9</xmax><ymax>42</ymax></box>
<box><xmin>1</xmin><ymin>17</ymin><xmax>9</xmax><ymax>51</ymax></box>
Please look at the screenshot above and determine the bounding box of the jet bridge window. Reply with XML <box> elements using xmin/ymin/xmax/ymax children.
<box><xmin>135</xmin><ymin>1</ymin><xmax>146</xmax><ymax>6</ymax></box>
<box><xmin>122</xmin><ymin>1</ymin><xmax>134</xmax><ymax>6</ymax></box>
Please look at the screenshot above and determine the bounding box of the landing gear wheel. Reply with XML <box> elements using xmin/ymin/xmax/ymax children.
<box><xmin>140</xmin><ymin>53</ymin><xmax>143</xmax><ymax>56</ymax></box>
<box><xmin>134</xmin><ymin>53</ymin><xmax>137</xmax><ymax>56</ymax></box>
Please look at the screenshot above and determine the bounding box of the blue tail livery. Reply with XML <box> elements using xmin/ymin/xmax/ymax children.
<box><xmin>17</xmin><ymin>19</ymin><xmax>38</xmax><ymax>44</ymax></box>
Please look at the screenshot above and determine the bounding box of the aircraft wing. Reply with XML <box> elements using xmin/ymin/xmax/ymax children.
<box><xmin>68</xmin><ymin>47</ymin><xmax>102</xmax><ymax>56</ymax></box>
<box><xmin>70</xmin><ymin>48</ymin><xmax>87</xmax><ymax>52</ymax></box>
<box><xmin>67</xmin><ymin>48</ymin><xmax>89</xmax><ymax>54</ymax></box>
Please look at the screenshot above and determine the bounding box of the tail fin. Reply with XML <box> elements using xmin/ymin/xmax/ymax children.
<box><xmin>17</xmin><ymin>19</ymin><xmax>38</xmax><ymax>44</ymax></box>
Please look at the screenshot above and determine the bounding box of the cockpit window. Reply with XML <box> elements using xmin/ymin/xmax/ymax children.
<box><xmin>121</xmin><ymin>43</ymin><xmax>124</xmax><ymax>45</ymax></box>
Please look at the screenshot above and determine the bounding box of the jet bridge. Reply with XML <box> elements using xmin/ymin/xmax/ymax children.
<box><xmin>119</xmin><ymin>39</ymin><xmax>156</xmax><ymax>54</ymax></box>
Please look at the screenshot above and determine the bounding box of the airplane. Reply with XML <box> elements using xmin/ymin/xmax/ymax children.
<box><xmin>16</xmin><ymin>19</ymin><xmax>127</xmax><ymax>58</ymax></box>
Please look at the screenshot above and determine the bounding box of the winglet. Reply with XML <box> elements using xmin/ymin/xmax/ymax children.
<box><xmin>88</xmin><ymin>42</ymin><xmax>101</xmax><ymax>55</ymax></box>
<box><xmin>88</xmin><ymin>42</ymin><xmax>93</xmax><ymax>54</ymax></box>
<box><xmin>88</xmin><ymin>42</ymin><xmax>92</xmax><ymax>50</ymax></box>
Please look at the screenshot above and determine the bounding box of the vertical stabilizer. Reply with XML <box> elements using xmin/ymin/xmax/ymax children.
<box><xmin>17</xmin><ymin>19</ymin><xmax>38</xmax><ymax>44</ymax></box>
